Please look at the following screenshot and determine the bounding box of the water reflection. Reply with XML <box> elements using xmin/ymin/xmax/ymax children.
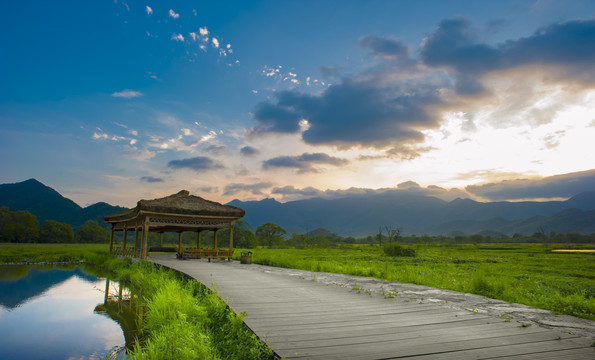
<box><xmin>0</xmin><ymin>265</ymin><xmax>130</xmax><ymax>360</ymax></box>
<box><xmin>94</xmin><ymin>278</ymin><xmax>143</xmax><ymax>354</ymax></box>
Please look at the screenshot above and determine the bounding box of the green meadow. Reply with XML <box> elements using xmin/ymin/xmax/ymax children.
<box><xmin>238</xmin><ymin>244</ymin><xmax>595</xmax><ymax>320</ymax></box>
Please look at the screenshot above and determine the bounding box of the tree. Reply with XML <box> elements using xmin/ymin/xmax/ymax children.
<box><xmin>40</xmin><ymin>220</ymin><xmax>74</xmax><ymax>243</ymax></box>
<box><xmin>385</xmin><ymin>225</ymin><xmax>400</xmax><ymax>244</ymax></box>
<box><xmin>75</xmin><ymin>220</ymin><xmax>110</xmax><ymax>243</ymax></box>
<box><xmin>233</xmin><ymin>221</ymin><xmax>258</xmax><ymax>249</ymax></box>
<box><xmin>0</xmin><ymin>207</ymin><xmax>39</xmax><ymax>243</ymax></box>
<box><xmin>255</xmin><ymin>222</ymin><xmax>286</xmax><ymax>248</ymax></box>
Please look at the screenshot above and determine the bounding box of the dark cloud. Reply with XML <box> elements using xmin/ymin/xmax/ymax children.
<box><xmin>359</xmin><ymin>34</ymin><xmax>410</xmax><ymax>60</ymax></box>
<box><xmin>420</xmin><ymin>17</ymin><xmax>595</xmax><ymax>94</ymax></box>
<box><xmin>240</xmin><ymin>146</ymin><xmax>260</xmax><ymax>157</ymax></box>
<box><xmin>249</xmin><ymin>101</ymin><xmax>302</xmax><ymax>136</ymax></box>
<box><xmin>263</xmin><ymin>152</ymin><xmax>349</xmax><ymax>173</ymax></box>
<box><xmin>167</xmin><ymin>156</ymin><xmax>224</xmax><ymax>171</ymax></box>
<box><xmin>196</xmin><ymin>186</ymin><xmax>217</xmax><ymax>194</ymax></box>
<box><xmin>140</xmin><ymin>176</ymin><xmax>164</xmax><ymax>183</ymax></box>
<box><xmin>466</xmin><ymin>169</ymin><xmax>595</xmax><ymax>201</ymax></box>
<box><xmin>251</xmin><ymin>79</ymin><xmax>442</xmax><ymax>149</ymax></box>
<box><xmin>272</xmin><ymin>186</ymin><xmax>325</xmax><ymax>199</ymax></box>
<box><xmin>318</xmin><ymin>66</ymin><xmax>344</xmax><ymax>80</ymax></box>
<box><xmin>271</xmin><ymin>183</ymin><xmax>471</xmax><ymax>202</ymax></box>
<box><xmin>223</xmin><ymin>182</ymin><xmax>274</xmax><ymax>196</ymax></box>
<box><xmin>204</xmin><ymin>145</ymin><xmax>227</xmax><ymax>155</ymax></box>
<box><xmin>250</xmin><ymin>17</ymin><xmax>595</xmax><ymax>152</ymax></box>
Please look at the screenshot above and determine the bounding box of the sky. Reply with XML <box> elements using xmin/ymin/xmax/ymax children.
<box><xmin>1</xmin><ymin>0</ymin><xmax>595</xmax><ymax>207</ymax></box>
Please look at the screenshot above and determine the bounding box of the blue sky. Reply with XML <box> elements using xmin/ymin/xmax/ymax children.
<box><xmin>1</xmin><ymin>0</ymin><xmax>595</xmax><ymax>207</ymax></box>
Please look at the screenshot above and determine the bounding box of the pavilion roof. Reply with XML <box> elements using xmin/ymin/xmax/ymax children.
<box><xmin>104</xmin><ymin>190</ymin><xmax>245</xmax><ymax>223</ymax></box>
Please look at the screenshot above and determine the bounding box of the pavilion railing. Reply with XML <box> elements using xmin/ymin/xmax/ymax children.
<box><xmin>112</xmin><ymin>247</ymin><xmax>136</xmax><ymax>257</ymax></box>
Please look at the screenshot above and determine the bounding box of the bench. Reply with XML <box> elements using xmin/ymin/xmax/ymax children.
<box><xmin>178</xmin><ymin>249</ymin><xmax>234</xmax><ymax>261</ymax></box>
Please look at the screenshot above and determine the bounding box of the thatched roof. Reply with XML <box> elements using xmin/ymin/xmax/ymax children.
<box><xmin>104</xmin><ymin>190</ymin><xmax>245</xmax><ymax>222</ymax></box>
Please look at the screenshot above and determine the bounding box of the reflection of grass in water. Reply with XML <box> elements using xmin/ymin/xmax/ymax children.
<box><xmin>0</xmin><ymin>243</ymin><xmax>108</xmax><ymax>264</ymax></box>
<box><xmin>0</xmin><ymin>264</ymin><xmax>32</xmax><ymax>280</ymax></box>
<box><xmin>238</xmin><ymin>245</ymin><xmax>595</xmax><ymax>320</ymax></box>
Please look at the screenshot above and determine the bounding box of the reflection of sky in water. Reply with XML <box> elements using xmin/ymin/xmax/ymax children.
<box><xmin>0</xmin><ymin>269</ymin><xmax>124</xmax><ymax>360</ymax></box>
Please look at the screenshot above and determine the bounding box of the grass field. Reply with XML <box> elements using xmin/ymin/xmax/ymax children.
<box><xmin>238</xmin><ymin>244</ymin><xmax>595</xmax><ymax>320</ymax></box>
<box><xmin>2</xmin><ymin>242</ymin><xmax>594</xmax><ymax>322</ymax></box>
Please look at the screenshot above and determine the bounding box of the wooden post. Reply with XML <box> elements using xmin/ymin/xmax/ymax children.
<box><xmin>213</xmin><ymin>229</ymin><xmax>218</xmax><ymax>250</ymax></box>
<box><xmin>178</xmin><ymin>232</ymin><xmax>183</xmax><ymax>255</ymax></box>
<box><xmin>104</xmin><ymin>278</ymin><xmax>110</xmax><ymax>303</ymax></box>
<box><xmin>142</xmin><ymin>223</ymin><xmax>149</xmax><ymax>260</ymax></box>
<box><xmin>197</xmin><ymin>230</ymin><xmax>201</xmax><ymax>249</ymax></box>
<box><xmin>160</xmin><ymin>232</ymin><xmax>164</xmax><ymax>247</ymax></box>
<box><xmin>134</xmin><ymin>226</ymin><xmax>139</xmax><ymax>258</ymax></box>
<box><xmin>109</xmin><ymin>224</ymin><xmax>115</xmax><ymax>255</ymax></box>
<box><xmin>122</xmin><ymin>227</ymin><xmax>128</xmax><ymax>256</ymax></box>
<box><xmin>229</xmin><ymin>221</ymin><xmax>234</xmax><ymax>250</ymax></box>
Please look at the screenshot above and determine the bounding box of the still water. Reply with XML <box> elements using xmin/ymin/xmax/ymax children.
<box><xmin>0</xmin><ymin>264</ymin><xmax>127</xmax><ymax>360</ymax></box>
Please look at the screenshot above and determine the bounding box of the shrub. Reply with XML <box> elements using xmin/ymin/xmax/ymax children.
<box><xmin>383</xmin><ymin>242</ymin><xmax>416</xmax><ymax>257</ymax></box>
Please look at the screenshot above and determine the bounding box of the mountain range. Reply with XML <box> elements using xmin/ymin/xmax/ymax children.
<box><xmin>0</xmin><ymin>179</ymin><xmax>126</xmax><ymax>229</ymax></box>
<box><xmin>1</xmin><ymin>178</ymin><xmax>594</xmax><ymax>237</ymax></box>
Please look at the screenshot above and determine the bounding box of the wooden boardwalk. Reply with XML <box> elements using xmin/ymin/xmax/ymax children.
<box><xmin>150</xmin><ymin>255</ymin><xmax>595</xmax><ymax>359</ymax></box>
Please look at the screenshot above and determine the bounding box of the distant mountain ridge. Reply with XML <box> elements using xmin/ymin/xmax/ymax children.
<box><xmin>1</xmin><ymin>178</ymin><xmax>594</xmax><ymax>236</ymax></box>
<box><xmin>0</xmin><ymin>179</ymin><xmax>127</xmax><ymax>228</ymax></box>
<box><xmin>229</xmin><ymin>190</ymin><xmax>595</xmax><ymax>236</ymax></box>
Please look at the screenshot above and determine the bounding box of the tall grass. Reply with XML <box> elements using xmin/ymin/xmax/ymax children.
<box><xmin>114</xmin><ymin>261</ymin><xmax>275</xmax><ymax>360</ymax></box>
<box><xmin>240</xmin><ymin>245</ymin><xmax>595</xmax><ymax>320</ymax></box>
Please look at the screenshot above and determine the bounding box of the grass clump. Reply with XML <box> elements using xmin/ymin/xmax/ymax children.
<box><xmin>383</xmin><ymin>242</ymin><xmax>416</xmax><ymax>257</ymax></box>
<box><xmin>115</xmin><ymin>261</ymin><xmax>275</xmax><ymax>360</ymax></box>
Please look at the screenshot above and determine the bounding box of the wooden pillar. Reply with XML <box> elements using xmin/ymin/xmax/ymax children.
<box><xmin>142</xmin><ymin>223</ymin><xmax>149</xmax><ymax>260</ymax></box>
<box><xmin>122</xmin><ymin>227</ymin><xmax>128</xmax><ymax>256</ymax></box>
<box><xmin>213</xmin><ymin>229</ymin><xmax>218</xmax><ymax>249</ymax></box>
<box><xmin>104</xmin><ymin>278</ymin><xmax>110</xmax><ymax>303</ymax></box>
<box><xmin>229</xmin><ymin>221</ymin><xmax>234</xmax><ymax>250</ymax></box>
<box><xmin>109</xmin><ymin>224</ymin><xmax>114</xmax><ymax>255</ymax></box>
<box><xmin>134</xmin><ymin>226</ymin><xmax>139</xmax><ymax>258</ymax></box>
<box><xmin>178</xmin><ymin>232</ymin><xmax>183</xmax><ymax>255</ymax></box>
<box><xmin>197</xmin><ymin>231</ymin><xmax>202</xmax><ymax>249</ymax></box>
<box><xmin>160</xmin><ymin>232</ymin><xmax>164</xmax><ymax>247</ymax></box>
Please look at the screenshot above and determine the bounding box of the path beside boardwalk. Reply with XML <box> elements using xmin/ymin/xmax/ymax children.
<box><xmin>150</xmin><ymin>254</ymin><xmax>595</xmax><ymax>359</ymax></box>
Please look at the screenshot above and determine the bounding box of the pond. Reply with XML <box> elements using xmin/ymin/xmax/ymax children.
<box><xmin>0</xmin><ymin>264</ymin><xmax>137</xmax><ymax>360</ymax></box>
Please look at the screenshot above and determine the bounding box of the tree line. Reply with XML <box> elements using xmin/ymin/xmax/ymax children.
<box><xmin>0</xmin><ymin>206</ymin><xmax>110</xmax><ymax>243</ymax></box>
<box><xmin>2</xmin><ymin>206</ymin><xmax>594</xmax><ymax>247</ymax></box>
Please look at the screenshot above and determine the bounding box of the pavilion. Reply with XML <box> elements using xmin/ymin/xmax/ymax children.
<box><xmin>103</xmin><ymin>190</ymin><xmax>245</xmax><ymax>260</ymax></box>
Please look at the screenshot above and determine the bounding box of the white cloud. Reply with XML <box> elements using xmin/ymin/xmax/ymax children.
<box><xmin>181</xmin><ymin>128</ymin><xmax>192</xmax><ymax>136</ymax></box>
<box><xmin>130</xmin><ymin>139</ymin><xmax>137</xmax><ymax>145</ymax></box>
<box><xmin>168</xmin><ymin>9</ymin><xmax>179</xmax><ymax>19</ymax></box>
<box><xmin>121</xmin><ymin>146</ymin><xmax>156</xmax><ymax>161</ymax></box>
<box><xmin>189</xmin><ymin>32</ymin><xmax>197</xmax><ymax>41</ymax></box>
<box><xmin>145</xmin><ymin>6</ymin><xmax>153</xmax><ymax>15</ymax></box>
<box><xmin>129</xmin><ymin>129</ymin><xmax>138</xmax><ymax>136</ymax></box>
<box><xmin>111</xmin><ymin>89</ymin><xmax>143</xmax><ymax>98</ymax></box>
<box><xmin>93</xmin><ymin>132</ymin><xmax>108</xmax><ymax>140</ymax></box>
<box><xmin>199</xmin><ymin>27</ymin><xmax>209</xmax><ymax>36</ymax></box>
<box><xmin>212</xmin><ymin>37</ymin><xmax>219</xmax><ymax>48</ymax></box>
<box><xmin>171</xmin><ymin>33</ymin><xmax>184</xmax><ymax>42</ymax></box>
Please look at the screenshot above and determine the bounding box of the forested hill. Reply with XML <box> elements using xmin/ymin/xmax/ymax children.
<box><xmin>0</xmin><ymin>179</ymin><xmax>127</xmax><ymax>229</ymax></box>
<box><xmin>229</xmin><ymin>191</ymin><xmax>595</xmax><ymax>237</ymax></box>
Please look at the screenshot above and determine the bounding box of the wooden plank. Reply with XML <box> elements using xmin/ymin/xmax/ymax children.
<box><xmin>150</xmin><ymin>255</ymin><xmax>595</xmax><ymax>360</ymax></box>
